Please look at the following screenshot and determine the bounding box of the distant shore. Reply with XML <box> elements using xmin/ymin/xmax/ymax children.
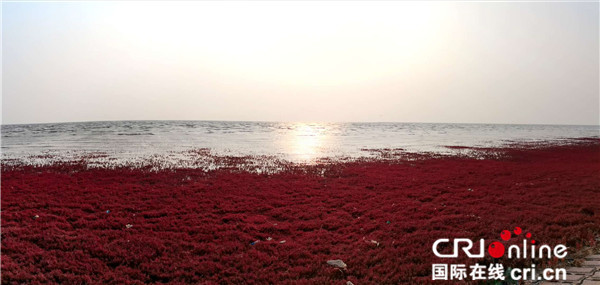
<box><xmin>2</xmin><ymin>139</ymin><xmax>599</xmax><ymax>283</ymax></box>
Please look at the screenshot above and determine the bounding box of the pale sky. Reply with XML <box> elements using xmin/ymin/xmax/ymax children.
<box><xmin>2</xmin><ymin>1</ymin><xmax>599</xmax><ymax>125</ymax></box>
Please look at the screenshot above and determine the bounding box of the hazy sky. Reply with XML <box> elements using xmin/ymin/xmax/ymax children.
<box><xmin>2</xmin><ymin>1</ymin><xmax>599</xmax><ymax>125</ymax></box>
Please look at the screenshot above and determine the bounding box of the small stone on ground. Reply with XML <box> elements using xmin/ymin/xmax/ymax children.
<box><xmin>327</xmin><ymin>259</ymin><xmax>347</xmax><ymax>269</ymax></box>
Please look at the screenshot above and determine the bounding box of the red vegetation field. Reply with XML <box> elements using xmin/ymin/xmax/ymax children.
<box><xmin>2</xmin><ymin>140</ymin><xmax>600</xmax><ymax>284</ymax></box>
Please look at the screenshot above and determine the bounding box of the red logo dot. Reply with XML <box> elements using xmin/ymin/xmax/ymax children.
<box><xmin>514</xmin><ymin>227</ymin><xmax>522</xmax><ymax>235</ymax></box>
<box><xmin>526</xmin><ymin>232</ymin><xmax>532</xmax><ymax>238</ymax></box>
<box><xmin>488</xmin><ymin>241</ymin><xmax>505</xmax><ymax>258</ymax></box>
<box><xmin>500</xmin><ymin>230</ymin><xmax>511</xmax><ymax>241</ymax></box>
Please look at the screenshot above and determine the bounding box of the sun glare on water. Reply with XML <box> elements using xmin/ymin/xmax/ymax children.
<box><xmin>288</xmin><ymin>123</ymin><xmax>330</xmax><ymax>162</ymax></box>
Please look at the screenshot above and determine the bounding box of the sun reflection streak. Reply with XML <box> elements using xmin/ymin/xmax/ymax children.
<box><xmin>288</xmin><ymin>123</ymin><xmax>329</xmax><ymax>162</ymax></box>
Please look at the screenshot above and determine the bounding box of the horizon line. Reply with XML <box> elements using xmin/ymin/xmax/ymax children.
<box><xmin>2</xmin><ymin>119</ymin><xmax>599</xmax><ymax>127</ymax></box>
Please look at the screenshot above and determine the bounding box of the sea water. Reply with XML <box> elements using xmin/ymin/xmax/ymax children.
<box><xmin>1</xmin><ymin>121</ymin><xmax>598</xmax><ymax>166</ymax></box>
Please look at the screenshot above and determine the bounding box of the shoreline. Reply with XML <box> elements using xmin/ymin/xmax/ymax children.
<box><xmin>2</xmin><ymin>137</ymin><xmax>598</xmax><ymax>171</ymax></box>
<box><xmin>2</xmin><ymin>139</ymin><xmax>599</xmax><ymax>283</ymax></box>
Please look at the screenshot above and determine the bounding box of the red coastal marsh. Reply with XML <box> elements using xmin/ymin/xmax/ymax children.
<box><xmin>2</xmin><ymin>140</ymin><xmax>600</xmax><ymax>284</ymax></box>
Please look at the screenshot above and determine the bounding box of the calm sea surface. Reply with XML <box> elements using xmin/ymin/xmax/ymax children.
<box><xmin>1</xmin><ymin>121</ymin><xmax>598</xmax><ymax>166</ymax></box>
